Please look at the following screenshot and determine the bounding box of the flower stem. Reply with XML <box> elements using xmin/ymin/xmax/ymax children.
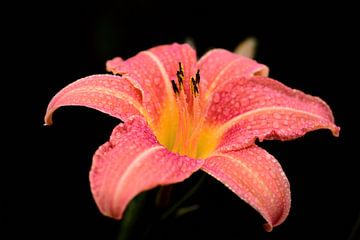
<box><xmin>117</xmin><ymin>192</ymin><xmax>147</xmax><ymax>240</ymax></box>
<box><xmin>117</xmin><ymin>174</ymin><xmax>207</xmax><ymax>239</ymax></box>
<box><xmin>155</xmin><ymin>185</ymin><xmax>173</xmax><ymax>209</ymax></box>
<box><xmin>348</xmin><ymin>210</ymin><xmax>360</xmax><ymax>240</ymax></box>
<box><xmin>161</xmin><ymin>173</ymin><xmax>206</xmax><ymax>220</ymax></box>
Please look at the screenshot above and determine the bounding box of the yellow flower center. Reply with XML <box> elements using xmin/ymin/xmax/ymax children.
<box><xmin>154</xmin><ymin>63</ymin><xmax>219</xmax><ymax>159</ymax></box>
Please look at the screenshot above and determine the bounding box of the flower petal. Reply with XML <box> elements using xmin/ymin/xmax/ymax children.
<box><xmin>206</xmin><ymin>76</ymin><xmax>337</xmax><ymax>124</ymax></box>
<box><xmin>149</xmin><ymin>43</ymin><xmax>197</xmax><ymax>102</ymax></box>
<box><xmin>44</xmin><ymin>74</ymin><xmax>144</xmax><ymax>125</ymax></box>
<box><xmin>202</xmin><ymin>145</ymin><xmax>290</xmax><ymax>231</ymax></box>
<box><xmin>90</xmin><ymin>116</ymin><xmax>203</xmax><ymax>219</ymax></box>
<box><xmin>203</xmin><ymin>76</ymin><xmax>339</xmax><ymax>151</ymax></box>
<box><xmin>106</xmin><ymin>43</ymin><xmax>197</xmax><ymax>123</ymax></box>
<box><xmin>217</xmin><ymin>107</ymin><xmax>339</xmax><ymax>151</ymax></box>
<box><xmin>197</xmin><ymin>49</ymin><xmax>269</xmax><ymax>97</ymax></box>
<box><xmin>234</xmin><ymin>37</ymin><xmax>258</xmax><ymax>58</ymax></box>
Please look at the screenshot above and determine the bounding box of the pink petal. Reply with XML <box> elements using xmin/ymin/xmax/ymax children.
<box><xmin>217</xmin><ymin>107</ymin><xmax>339</xmax><ymax>152</ymax></box>
<box><xmin>197</xmin><ymin>49</ymin><xmax>269</xmax><ymax>96</ymax></box>
<box><xmin>149</xmin><ymin>43</ymin><xmax>197</xmax><ymax>103</ymax></box>
<box><xmin>106</xmin><ymin>43</ymin><xmax>197</xmax><ymax>122</ymax></box>
<box><xmin>106</xmin><ymin>57</ymin><xmax>123</xmax><ymax>70</ymax></box>
<box><xmin>90</xmin><ymin>116</ymin><xmax>203</xmax><ymax>219</ymax></box>
<box><xmin>206</xmin><ymin>76</ymin><xmax>336</xmax><ymax>124</ymax></box>
<box><xmin>202</xmin><ymin>145</ymin><xmax>290</xmax><ymax>231</ymax></box>
<box><xmin>45</xmin><ymin>74</ymin><xmax>144</xmax><ymax>125</ymax></box>
<box><xmin>203</xmin><ymin>76</ymin><xmax>339</xmax><ymax>151</ymax></box>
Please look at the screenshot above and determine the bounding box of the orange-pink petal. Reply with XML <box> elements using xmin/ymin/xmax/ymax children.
<box><xmin>106</xmin><ymin>43</ymin><xmax>197</xmax><ymax>123</ymax></box>
<box><xmin>202</xmin><ymin>76</ymin><xmax>339</xmax><ymax>151</ymax></box>
<box><xmin>206</xmin><ymin>76</ymin><xmax>337</xmax><ymax>124</ymax></box>
<box><xmin>217</xmin><ymin>107</ymin><xmax>339</xmax><ymax>152</ymax></box>
<box><xmin>197</xmin><ymin>49</ymin><xmax>269</xmax><ymax>96</ymax></box>
<box><xmin>202</xmin><ymin>145</ymin><xmax>290</xmax><ymax>231</ymax></box>
<box><xmin>90</xmin><ymin>116</ymin><xmax>203</xmax><ymax>219</ymax></box>
<box><xmin>44</xmin><ymin>74</ymin><xmax>143</xmax><ymax>125</ymax></box>
<box><xmin>149</xmin><ymin>43</ymin><xmax>197</xmax><ymax>103</ymax></box>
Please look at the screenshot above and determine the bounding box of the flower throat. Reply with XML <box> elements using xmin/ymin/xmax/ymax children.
<box><xmin>155</xmin><ymin>62</ymin><xmax>218</xmax><ymax>159</ymax></box>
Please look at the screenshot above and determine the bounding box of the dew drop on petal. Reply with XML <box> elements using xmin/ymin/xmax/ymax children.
<box><xmin>273</xmin><ymin>121</ymin><xmax>280</xmax><ymax>128</ymax></box>
<box><xmin>273</xmin><ymin>112</ymin><xmax>281</xmax><ymax>120</ymax></box>
<box><xmin>213</xmin><ymin>93</ymin><xmax>220</xmax><ymax>103</ymax></box>
<box><xmin>154</xmin><ymin>77</ymin><xmax>161</xmax><ymax>85</ymax></box>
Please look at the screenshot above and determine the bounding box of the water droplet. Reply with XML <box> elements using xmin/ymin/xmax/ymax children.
<box><xmin>273</xmin><ymin>112</ymin><xmax>281</xmax><ymax>119</ymax></box>
<box><xmin>273</xmin><ymin>121</ymin><xmax>280</xmax><ymax>128</ymax></box>
<box><xmin>154</xmin><ymin>77</ymin><xmax>161</xmax><ymax>85</ymax></box>
<box><xmin>212</xmin><ymin>93</ymin><xmax>220</xmax><ymax>103</ymax></box>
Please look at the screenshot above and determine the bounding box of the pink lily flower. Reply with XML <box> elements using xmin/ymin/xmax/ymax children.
<box><xmin>44</xmin><ymin>43</ymin><xmax>339</xmax><ymax>231</ymax></box>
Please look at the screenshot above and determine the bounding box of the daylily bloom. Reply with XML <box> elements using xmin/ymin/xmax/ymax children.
<box><xmin>45</xmin><ymin>43</ymin><xmax>339</xmax><ymax>231</ymax></box>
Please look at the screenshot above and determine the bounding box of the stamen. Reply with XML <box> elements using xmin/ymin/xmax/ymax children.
<box><xmin>171</xmin><ymin>96</ymin><xmax>184</xmax><ymax>153</ymax></box>
<box><xmin>195</xmin><ymin>69</ymin><xmax>200</xmax><ymax>85</ymax></box>
<box><xmin>178</xmin><ymin>62</ymin><xmax>184</xmax><ymax>76</ymax></box>
<box><xmin>171</xmin><ymin>79</ymin><xmax>179</xmax><ymax>94</ymax></box>
<box><xmin>191</xmin><ymin>77</ymin><xmax>199</xmax><ymax>97</ymax></box>
<box><xmin>188</xmin><ymin>70</ymin><xmax>203</xmax><ymax>156</ymax></box>
<box><xmin>176</xmin><ymin>71</ymin><xmax>184</xmax><ymax>90</ymax></box>
<box><xmin>168</xmin><ymin>63</ymin><xmax>206</xmax><ymax>157</ymax></box>
<box><xmin>177</xmin><ymin>62</ymin><xmax>185</xmax><ymax>90</ymax></box>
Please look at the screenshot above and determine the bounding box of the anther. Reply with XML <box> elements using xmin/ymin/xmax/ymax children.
<box><xmin>178</xmin><ymin>62</ymin><xmax>184</xmax><ymax>76</ymax></box>
<box><xmin>195</xmin><ymin>69</ymin><xmax>200</xmax><ymax>85</ymax></box>
<box><xmin>171</xmin><ymin>80</ymin><xmax>179</xmax><ymax>94</ymax></box>
<box><xmin>191</xmin><ymin>77</ymin><xmax>199</xmax><ymax>96</ymax></box>
<box><xmin>176</xmin><ymin>71</ymin><xmax>184</xmax><ymax>89</ymax></box>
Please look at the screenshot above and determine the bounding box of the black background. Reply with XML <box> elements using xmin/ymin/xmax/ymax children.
<box><xmin>6</xmin><ymin>1</ymin><xmax>359</xmax><ymax>239</ymax></box>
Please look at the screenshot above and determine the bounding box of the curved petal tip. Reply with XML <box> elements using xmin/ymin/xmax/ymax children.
<box><xmin>263</xmin><ymin>223</ymin><xmax>273</xmax><ymax>232</ymax></box>
<box><xmin>202</xmin><ymin>146</ymin><xmax>291</xmax><ymax>231</ymax></box>
<box><xmin>332</xmin><ymin>126</ymin><xmax>341</xmax><ymax>137</ymax></box>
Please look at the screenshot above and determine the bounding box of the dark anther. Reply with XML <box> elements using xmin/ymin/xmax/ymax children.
<box><xmin>191</xmin><ymin>77</ymin><xmax>199</xmax><ymax>96</ymax></box>
<box><xmin>171</xmin><ymin>80</ymin><xmax>179</xmax><ymax>94</ymax></box>
<box><xmin>178</xmin><ymin>62</ymin><xmax>184</xmax><ymax>76</ymax></box>
<box><xmin>195</xmin><ymin>69</ymin><xmax>200</xmax><ymax>85</ymax></box>
<box><xmin>177</xmin><ymin>71</ymin><xmax>184</xmax><ymax>83</ymax></box>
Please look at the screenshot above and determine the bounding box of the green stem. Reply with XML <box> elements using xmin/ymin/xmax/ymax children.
<box><xmin>348</xmin><ymin>211</ymin><xmax>360</xmax><ymax>240</ymax></box>
<box><xmin>117</xmin><ymin>174</ymin><xmax>207</xmax><ymax>239</ymax></box>
<box><xmin>117</xmin><ymin>192</ymin><xmax>147</xmax><ymax>240</ymax></box>
<box><xmin>155</xmin><ymin>185</ymin><xmax>173</xmax><ymax>209</ymax></box>
<box><xmin>161</xmin><ymin>173</ymin><xmax>206</xmax><ymax>220</ymax></box>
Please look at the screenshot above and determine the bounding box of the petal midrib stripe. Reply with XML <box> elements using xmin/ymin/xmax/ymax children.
<box><xmin>203</xmin><ymin>152</ymin><xmax>274</xmax><ymax>222</ymax></box>
<box><xmin>143</xmin><ymin>51</ymin><xmax>175</xmax><ymax>104</ymax></box>
<box><xmin>219</xmin><ymin>106</ymin><xmax>334</xmax><ymax>134</ymax></box>
<box><xmin>53</xmin><ymin>86</ymin><xmax>146</xmax><ymax>116</ymax></box>
<box><xmin>112</xmin><ymin>145</ymin><xmax>164</xmax><ymax>205</ymax></box>
<box><xmin>205</xmin><ymin>57</ymin><xmax>242</xmax><ymax>99</ymax></box>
